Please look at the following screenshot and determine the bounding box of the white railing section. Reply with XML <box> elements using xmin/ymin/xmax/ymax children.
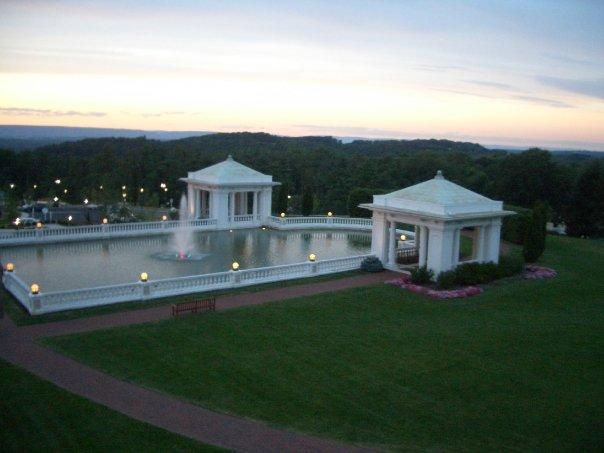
<box><xmin>0</xmin><ymin>218</ymin><xmax>218</xmax><ymax>246</ymax></box>
<box><xmin>5</xmin><ymin>254</ymin><xmax>373</xmax><ymax>315</ymax></box>
<box><xmin>268</xmin><ymin>216</ymin><xmax>373</xmax><ymax>230</ymax></box>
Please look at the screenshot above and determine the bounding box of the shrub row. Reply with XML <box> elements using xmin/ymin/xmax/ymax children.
<box><xmin>436</xmin><ymin>255</ymin><xmax>524</xmax><ymax>289</ymax></box>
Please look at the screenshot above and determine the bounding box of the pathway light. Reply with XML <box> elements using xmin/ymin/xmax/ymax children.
<box><xmin>308</xmin><ymin>253</ymin><xmax>317</xmax><ymax>262</ymax></box>
<box><xmin>231</xmin><ymin>261</ymin><xmax>240</xmax><ymax>271</ymax></box>
<box><xmin>30</xmin><ymin>283</ymin><xmax>40</xmax><ymax>295</ymax></box>
<box><xmin>5</xmin><ymin>262</ymin><xmax>14</xmax><ymax>272</ymax></box>
<box><xmin>140</xmin><ymin>272</ymin><xmax>149</xmax><ymax>282</ymax></box>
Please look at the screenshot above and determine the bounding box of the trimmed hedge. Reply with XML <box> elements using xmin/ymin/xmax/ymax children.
<box><xmin>436</xmin><ymin>255</ymin><xmax>524</xmax><ymax>289</ymax></box>
<box><xmin>411</xmin><ymin>266</ymin><xmax>434</xmax><ymax>284</ymax></box>
<box><xmin>360</xmin><ymin>256</ymin><xmax>384</xmax><ymax>273</ymax></box>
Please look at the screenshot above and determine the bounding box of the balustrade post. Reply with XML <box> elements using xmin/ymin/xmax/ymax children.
<box><xmin>140</xmin><ymin>281</ymin><xmax>151</xmax><ymax>300</ymax></box>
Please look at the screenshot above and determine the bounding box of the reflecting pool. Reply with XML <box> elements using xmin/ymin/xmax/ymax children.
<box><xmin>0</xmin><ymin>228</ymin><xmax>371</xmax><ymax>292</ymax></box>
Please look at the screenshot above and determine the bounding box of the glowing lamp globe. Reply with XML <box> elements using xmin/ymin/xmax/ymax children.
<box><xmin>140</xmin><ymin>188</ymin><xmax>144</xmax><ymax>193</ymax></box>
<box><xmin>327</xmin><ymin>211</ymin><xmax>333</xmax><ymax>217</ymax></box>
<box><xmin>9</xmin><ymin>183</ymin><xmax>15</xmax><ymax>189</ymax></box>
<box><xmin>140</xmin><ymin>272</ymin><xmax>149</xmax><ymax>282</ymax></box>
<box><xmin>400</xmin><ymin>234</ymin><xmax>407</xmax><ymax>241</ymax></box>
<box><xmin>64</xmin><ymin>189</ymin><xmax>68</xmax><ymax>194</ymax></box>
<box><xmin>280</xmin><ymin>212</ymin><xmax>285</xmax><ymax>218</ymax></box>
<box><xmin>55</xmin><ymin>179</ymin><xmax>61</xmax><ymax>184</ymax></box>
<box><xmin>102</xmin><ymin>218</ymin><xmax>108</xmax><ymax>224</ymax></box>
<box><xmin>30</xmin><ymin>283</ymin><xmax>40</xmax><ymax>295</ymax></box>
<box><xmin>67</xmin><ymin>215</ymin><xmax>73</xmax><ymax>222</ymax></box>
<box><xmin>83</xmin><ymin>198</ymin><xmax>89</xmax><ymax>204</ymax></box>
<box><xmin>308</xmin><ymin>253</ymin><xmax>317</xmax><ymax>262</ymax></box>
<box><xmin>36</xmin><ymin>222</ymin><xmax>43</xmax><ymax>229</ymax></box>
<box><xmin>161</xmin><ymin>215</ymin><xmax>168</xmax><ymax>221</ymax></box>
<box><xmin>53</xmin><ymin>196</ymin><xmax>59</xmax><ymax>202</ymax></box>
<box><xmin>231</xmin><ymin>262</ymin><xmax>240</xmax><ymax>271</ymax></box>
<box><xmin>122</xmin><ymin>185</ymin><xmax>126</xmax><ymax>190</ymax></box>
<box><xmin>5</xmin><ymin>262</ymin><xmax>14</xmax><ymax>272</ymax></box>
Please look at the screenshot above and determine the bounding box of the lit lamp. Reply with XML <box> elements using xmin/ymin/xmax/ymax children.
<box><xmin>122</xmin><ymin>185</ymin><xmax>126</xmax><ymax>190</ymax></box>
<box><xmin>33</xmin><ymin>184</ymin><xmax>37</xmax><ymax>189</ymax></box>
<box><xmin>102</xmin><ymin>218</ymin><xmax>108</xmax><ymax>224</ymax></box>
<box><xmin>53</xmin><ymin>196</ymin><xmax>59</xmax><ymax>202</ymax></box>
<box><xmin>36</xmin><ymin>222</ymin><xmax>43</xmax><ymax>229</ymax></box>
<box><xmin>9</xmin><ymin>183</ymin><xmax>15</xmax><ymax>189</ymax></box>
<box><xmin>140</xmin><ymin>272</ymin><xmax>149</xmax><ymax>282</ymax></box>
<box><xmin>64</xmin><ymin>189</ymin><xmax>68</xmax><ymax>194</ymax></box>
<box><xmin>308</xmin><ymin>253</ymin><xmax>317</xmax><ymax>262</ymax></box>
<box><xmin>400</xmin><ymin>234</ymin><xmax>407</xmax><ymax>241</ymax></box>
<box><xmin>327</xmin><ymin>211</ymin><xmax>333</xmax><ymax>217</ymax></box>
<box><xmin>160</xmin><ymin>183</ymin><xmax>166</xmax><ymax>189</ymax></box>
<box><xmin>5</xmin><ymin>262</ymin><xmax>14</xmax><ymax>272</ymax></box>
<box><xmin>140</xmin><ymin>188</ymin><xmax>144</xmax><ymax>193</ymax></box>
<box><xmin>287</xmin><ymin>195</ymin><xmax>292</xmax><ymax>199</ymax></box>
<box><xmin>67</xmin><ymin>215</ymin><xmax>73</xmax><ymax>222</ymax></box>
<box><xmin>261</xmin><ymin>226</ymin><xmax>266</xmax><ymax>230</ymax></box>
<box><xmin>30</xmin><ymin>283</ymin><xmax>40</xmax><ymax>295</ymax></box>
<box><xmin>99</xmin><ymin>185</ymin><xmax>103</xmax><ymax>190</ymax></box>
<box><xmin>14</xmin><ymin>217</ymin><xmax>21</xmax><ymax>226</ymax></box>
<box><xmin>122</xmin><ymin>192</ymin><xmax>127</xmax><ymax>199</ymax></box>
<box><xmin>231</xmin><ymin>262</ymin><xmax>240</xmax><ymax>271</ymax></box>
<box><xmin>280</xmin><ymin>212</ymin><xmax>285</xmax><ymax>218</ymax></box>
<box><xmin>55</xmin><ymin>179</ymin><xmax>61</xmax><ymax>184</ymax></box>
<box><xmin>83</xmin><ymin>198</ymin><xmax>89</xmax><ymax>205</ymax></box>
<box><xmin>164</xmin><ymin>187</ymin><xmax>168</xmax><ymax>192</ymax></box>
<box><xmin>161</xmin><ymin>215</ymin><xmax>167</xmax><ymax>221</ymax></box>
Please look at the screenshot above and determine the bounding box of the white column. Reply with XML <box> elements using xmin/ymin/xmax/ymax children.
<box><xmin>214</xmin><ymin>190</ymin><xmax>230</xmax><ymax>229</ymax></box>
<box><xmin>194</xmin><ymin>189</ymin><xmax>200</xmax><ymax>219</ymax></box>
<box><xmin>418</xmin><ymin>226</ymin><xmax>428</xmax><ymax>266</ymax></box>
<box><xmin>426</xmin><ymin>225</ymin><xmax>456</xmax><ymax>276</ymax></box>
<box><xmin>187</xmin><ymin>184</ymin><xmax>195</xmax><ymax>218</ymax></box>
<box><xmin>253</xmin><ymin>191</ymin><xmax>258</xmax><ymax>219</ymax></box>
<box><xmin>414</xmin><ymin>225</ymin><xmax>420</xmax><ymax>251</ymax></box>
<box><xmin>473</xmin><ymin>226</ymin><xmax>487</xmax><ymax>262</ymax></box>
<box><xmin>451</xmin><ymin>227</ymin><xmax>460</xmax><ymax>266</ymax></box>
<box><xmin>485</xmin><ymin>221</ymin><xmax>501</xmax><ymax>263</ymax></box>
<box><xmin>229</xmin><ymin>192</ymin><xmax>235</xmax><ymax>221</ymax></box>
<box><xmin>370</xmin><ymin>212</ymin><xmax>389</xmax><ymax>264</ymax></box>
<box><xmin>388</xmin><ymin>220</ymin><xmax>397</xmax><ymax>267</ymax></box>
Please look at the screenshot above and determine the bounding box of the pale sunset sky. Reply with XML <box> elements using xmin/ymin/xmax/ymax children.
<box><xmin>1</xmin><ymin>0</ymin><xmax>603</xmax><ymax>149</ymax></box>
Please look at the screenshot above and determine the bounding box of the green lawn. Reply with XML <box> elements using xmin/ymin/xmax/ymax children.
<box><xmin>2</xmin><ymin>269</ymin><xmax>362</xmax><ymax>326</ymax></box>
<box><xmin>0</xmin><ymin>359</ymin><xmax>221</xmax><ymax>452</ymax></box>
<box><xmin>46</xmin><ymin>236</ymin><xmax>604</xmax><ymax>451</ymax></box>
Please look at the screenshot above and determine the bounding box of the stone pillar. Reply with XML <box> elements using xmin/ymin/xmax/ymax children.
<box><xmin>260</xmin><ymin>187</ymin><xmax>273</xmax><ymax>220</ymax></box>
<box><xmin>418</xmin><ymin>225</ymin><xmax>428</xmax><ymax>267</ymax></box>
<box><xmin>414</xmin><ymin>225</ymin><xmax>420</xmax><ymax>251</ymax></box>
<box><xmin>214</xmin><ymin>190</ymin><xmax>230</xmax><ymax>229</ymax></box>
<box><xmin>229</xmin><ymin>192</ymin><xmax>235</xmax><ymax>220</ymax></box>
<box><xmin>473</xmin><ymin>226</ymin><xmax>487</xmax><ymax>262</ymax></box>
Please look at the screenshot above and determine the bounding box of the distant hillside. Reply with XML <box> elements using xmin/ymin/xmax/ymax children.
<box><xmin>0</xmin><ymin>125</ymin><xmax>212</xmax><ymax>150</ymax></box>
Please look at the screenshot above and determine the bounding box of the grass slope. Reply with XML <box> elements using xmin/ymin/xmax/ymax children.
<box><xmin>47</xmin><ymin>236</ymin><xmax>604</xmax><ymax>451</ymax></box>
<box><xmin>0</xmin><ymin>359</ymin><xmax>221</xmax><ymax>452</ymax></box>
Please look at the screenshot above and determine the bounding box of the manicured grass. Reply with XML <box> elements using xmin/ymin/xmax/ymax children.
<box><xmin>0</xmin><ymin>359</ymin><xmax>221</xmax><ymax>452</ymax></box>
<box><xmin>46</xmin><ymin>236</ymin><xmax>604</xmax><ymax>450</ymax></box>
<box><xmin>2</xmin><ymin>269</ymin><xmax>362</xmax><ymax>326</ymax></box>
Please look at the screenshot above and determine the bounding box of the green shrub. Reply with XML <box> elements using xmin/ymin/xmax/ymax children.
<box><xmin>411</xmin><ymin>266</ymin><xmax>433</xmax><ymax>284</ymax></box>
<box><xmin>496</xmin><ymin>255</ymin><xmax>524</xmax><ymax>278</ymax></box>
<box><xmin>502</xmin><ymin>204</ymin><xmax>532</xmax><ymax>245</ymax></box>
<box><xmin>360</xmin><ymin>256</ymin><xmax>384</xmax><ymax>273</ymax></box>
<box><xmin>436</xmin><ymin>270</ymin><xmax>457</xmax><ymax>289</ymax></box>
<box><xmin>523</xmin><ymin>202</ymin><xmax>548</xmax><ymax>262</ymax></box>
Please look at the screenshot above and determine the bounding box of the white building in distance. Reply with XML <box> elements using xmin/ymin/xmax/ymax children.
<box><xmin>180</xmin><ymin>155</ymin><xmax>280</xmax><ymax>229</ymax></box>
<box><xmin>361</xmin><ymin>170</ymin><xmax>514</xmax><ymax>276</ymax></box>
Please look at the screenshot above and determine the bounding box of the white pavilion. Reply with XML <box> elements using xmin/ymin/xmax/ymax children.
<box><xmin>180</xmin><ymin>155</ymin><xmax>280</xmax><ymax>228</ymax></box>
<box><xmin>361</xmin><ymin>171</ymin><xmax>513</xmax><ymax>276</ymax></box>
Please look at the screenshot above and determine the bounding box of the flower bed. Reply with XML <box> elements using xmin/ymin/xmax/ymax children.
<box><xmin>523</xmin><ymin>265</ymin><xmax>557</xmax><ymax>280</ymax></box>
<box><xmin>386</xmin><ymin>275</ymin><xmax>483</xmax><ymax>300</ymax></box>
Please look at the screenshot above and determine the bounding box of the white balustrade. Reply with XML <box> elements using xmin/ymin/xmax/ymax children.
<box><xmin>4</xmin><ymin>253</ymin><xmax>374</xmax><ymax>315</ymax></box>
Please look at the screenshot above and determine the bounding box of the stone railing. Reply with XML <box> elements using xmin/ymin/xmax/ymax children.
<box><xmin>0</xmin><ymin>218</ymin><xmax>218</xmax><ymax>246</ymax></box>
<box><xmin>268</xmin><ymin>216</ymin><xmax>373</xmax><ymax>230</ymax></box>
<box><xmin>4</xmin><ymin>254</ymin><xmax>373</xmax><ymax>315</ymax></box>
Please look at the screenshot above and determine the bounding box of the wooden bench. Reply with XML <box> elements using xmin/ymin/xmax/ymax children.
<box><xmin>172</xmin><ymin>297</ymin><xmax>216</xmax><ymax>316</ymax></box>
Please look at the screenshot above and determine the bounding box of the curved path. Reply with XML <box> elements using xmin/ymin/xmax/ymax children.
<box><xmin>1</xmin><ymin>271</ymin><xmax>397</xmax><ymax>452</ymax></box>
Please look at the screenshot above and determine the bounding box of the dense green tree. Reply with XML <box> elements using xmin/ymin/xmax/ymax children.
<box><xmin>275</xmin><ymin>182</ymin><xmax>290</xmax><ymax>215</ymax></box>
<box><xmin>301</xmin><ymin>188</ymin><xmax>314</xmax><ymax>216</ymax></box>
<box><xmin>347</xmin><ymin>188</ymin><xmax>377</xmax><ymax>218</ymax></box>
<box><xmin>565</xmin><ymin>161</ymin><xmax>604</xmax><ymax>237</ymax></box>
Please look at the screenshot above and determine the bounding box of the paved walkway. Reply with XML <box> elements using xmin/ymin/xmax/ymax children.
<box><xmin>1</xmin><ymin>271</ymin><xmax>396</xmax><ymax>452</ymax></box>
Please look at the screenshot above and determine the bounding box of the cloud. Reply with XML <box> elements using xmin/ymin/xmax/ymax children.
<box><xmin>536</xmin><ymin>76</ymin><xmax>604</xmax><ymax>100</ymax></box>
<box><xmin>434</xmin><ymin>88</ymin><xmax>574</xmax><ymax>108</ymax></box>
<box><xmin>0</xmin><ymin>107</ymin><xmax>106</xmax><ymax>117</ymax></box>
<box><xmin>465</xmin><ymin>80</ymin><xmax>515</xmax><ymax>90</ymax></box>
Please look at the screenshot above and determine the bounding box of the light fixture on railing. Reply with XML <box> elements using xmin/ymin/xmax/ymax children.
<box><xmin>160</xmin><ymin>182</ymin><xmax>166</xmax><ymax>189</ymax></box>
<box><xmin>232</xmin><ymin>261</ymin><xmax>240</xmax><ymax>271</ymax></box>
<box><xmin>287</xmin><ymin>195</ymin><xmax>292</xmax><ymax>199</ymax></box>
<box><xmin>400</xmin><ymin>234</ymin><xmax>407</xmax><ymax>241</ymax></box>
<box><xmin>229</xmin><ymin>229</ymin><xmax>233</xmax><ymax>233</ymax></box>
<box><xmin>53</xmin><ymin>196</ymin><xmax>59</xmax><ymax>202</ymax></box>
<box><xmin>55</xmin><ymin>179</ymin><xmax>61</xmax><ymax>184</ymax></box>
<box><xmin>280</xmin><ymin>212</ymin><xmax>285</xmax><ymax>218</ymax></box>
<box><xmin>308</xmin><ymin>253</ymin><xmax>317</xmax><ymax>262</ymax></box>
<box><xmin>122</xmin><ymin>192</ymin><xmax>127</xmax><ymax>199</ymax></box>
<box><xmin>99</xmin><ymin>185</ymin><xmax>103</xmax><ymax>190</ymax></box>
<box><xmin>140</xmin><ymin>188</ymin><xmax>144</xmax><ymax>193</ymax></box>
<box><xmin>102</xmin><ymin>218</ymin><xmax>108</xmax><ymax>224</ymax></box>
<box><xmin>64</xmin><ymin>189</ymin><xmax>68</xmax><ymax>194</ymax></box>
<box><xmin>67</xmin><ymin>215</ymin><xmax>73</xmax><ymax>222</ymax></box>
<box><xmin>261</xmin><ymin>226</ymin><xmax>266</xmax><ymax>230</ymax></box>
<box><xmin>122</xmin><ymin>185</ymin><xmax>126</xmax><ymax>190</ymax></box>
<box><xmin>14</xmin><ymin>217</ymin><xmax>21</xmax><ymax>226</ymax></box>
<box><xmin>327</xmin><ymin>211</ymin><xmax>333</xmax><ymax>217</ymax></box>
<box><xmin>5</xmin><ymin>262</ymin><xmax>14</xmax><ymax>272</ymax></box>
<box><xmin>30</xmin><ymin>283</ymin><xmax>40</xmax><ymax>295</ymax></box>
<box><xmin>36</xmin><ymin>222</ymin><xmax>43</xmax><ymax>229</ymax></box>
<box><xmin>33</xmin><ymin>184</ymin><xmax>37</xmax><ymax>189</ymax></box>
<box><xmin>9</xmin><ymin>183</ymin><xmax>15</xmax><ymax>189</ymax></box>
<box><xmin>161</xmin><ymin>215</ymin><xmax>167</xmax><ymax>221</ymax></box>
<box><xmin>140</xmin><ymin>272</ymin><xmax>149</xmax><ymax>282</ymax></box>
<box><xmin>164</xmin><ymin>187</ymin><xmax>168</xmax><ymax>192</ymax></box>
<box><xmin>83</xmin><ymin>198</ymin><xmax>89</xmax><ymax>205</ymax></box>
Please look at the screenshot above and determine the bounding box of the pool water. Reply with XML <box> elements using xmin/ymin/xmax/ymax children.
<box><xmin>0</xmin><ymin>229</ymin><xmax>371</xmax><ymax>292</ymax></box>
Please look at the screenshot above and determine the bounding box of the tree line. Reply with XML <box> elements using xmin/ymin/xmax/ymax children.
<box><xmin>0</xmin><ymin>132</ymin><xmax>602</xmax><ymax>237</ymax></box>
